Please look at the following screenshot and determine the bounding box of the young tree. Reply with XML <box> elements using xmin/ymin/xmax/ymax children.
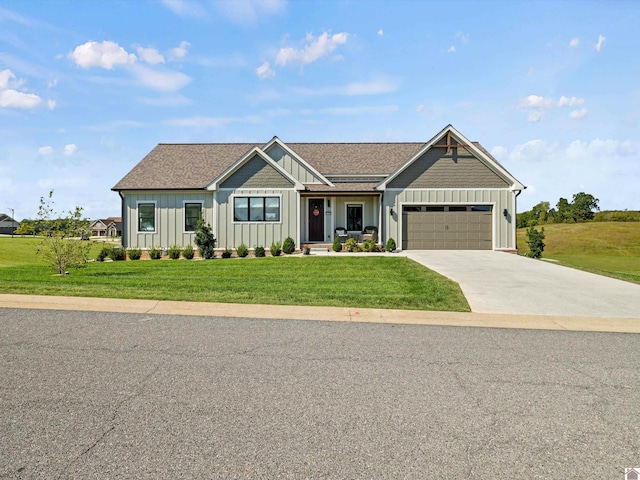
<box><xmin>36</xmin><ymin>191</ymin><xmax>92</xmax><ymax>274</ymax></box>
<box><xmin>525</xmin><ymin>226</ymin><xmax>545</xmax><ymax>258</ymax></box>
<box><xmin>194</xmin><ymin>217</ymin><xmax>216</xmax><ymax>259</ymax></box>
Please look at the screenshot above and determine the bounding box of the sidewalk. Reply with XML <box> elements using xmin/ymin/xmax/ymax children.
<box><xmin>1</xmin><ymin>294</ymin><xmax>639</xmax><ymax>334</ymax></box>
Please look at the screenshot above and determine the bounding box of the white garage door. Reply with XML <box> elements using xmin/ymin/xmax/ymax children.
<box><xmin>402</xmin><ymin>205</ymin><xmax>492</xmax><ymax>250</ymax></box>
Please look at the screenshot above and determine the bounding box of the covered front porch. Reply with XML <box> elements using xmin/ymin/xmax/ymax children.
<box><xmin>300</xmin><ymin>192</ymin><xmax>382</xmax><ymax>244</ymax></box>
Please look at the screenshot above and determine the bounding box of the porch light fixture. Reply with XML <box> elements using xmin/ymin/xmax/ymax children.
<box><xmin>390</xmin><ymin>207</ymin><xmax>394</xmax><ymax>216</ymax></box>
<box><xmin>503</xmin><ymin>209</ymin><xmax>508</xmax><ymax>218</ymax></box>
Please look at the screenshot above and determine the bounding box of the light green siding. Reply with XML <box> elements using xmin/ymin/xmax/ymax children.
<box><xmin>388</xmin><ymin>147</ymin><xmax>509</xmax><ymax>189</ymax></box>
<box><xmin>266</xmin><ymin>144</ymin><xmax>324</xmax><ymax>183</ymax></box>
<box><xmin>220</xmin><ymin>155</ymin><xmax>294</xmax><ymax>189</ymax></box>
<box><xmin>122</xmin><ymin>191</ymin><xmax>213</xmax><ymax>249</ymax></box>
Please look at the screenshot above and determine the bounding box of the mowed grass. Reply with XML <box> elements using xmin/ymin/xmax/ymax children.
<box><xmin>517</xmin><ymin>222</ymin><xmax>640</xmax><ymax>284</ymax></box>
<box><xmin>0</xmin><ymin>236</ymin><xmax>470</xmax><ymax>311</ymax></box>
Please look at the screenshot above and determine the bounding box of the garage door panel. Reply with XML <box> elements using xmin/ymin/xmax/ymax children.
<box><xmin>402</xmin><ymin>206</ymin><xmax>492</xmax><ymax>250</ymax></box>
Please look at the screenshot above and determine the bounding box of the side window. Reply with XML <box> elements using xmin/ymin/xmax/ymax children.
<box><xmin>185</xmin><ymin>203</ymin><xmax>202</xmax><ymax>232</ymax></box>
<box><xmin>138</xmin><ymin>203</ymin><xmax>155</xmax><ymax>232</ymax></box>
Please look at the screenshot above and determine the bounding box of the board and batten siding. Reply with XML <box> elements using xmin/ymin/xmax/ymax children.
<box><xmin>387</xmin><ymin>148</ymin><xmax>509</xmax><ymax>189</ymax></box>
<box><xmin>220</xmin><ymin>154</ymin><xmax>294</xmax><ymax>189</ymax></box>
<box><xmin>265</xmin><ymin>144</ymin><xmax>324</xmax><ymax>184</ymax></box>
<box><xmin>122</xmin><ymin>191</ymin><xmax>213</xmax><ymax>249</ymax></box>
<box><xmin>383</xmin><ymin>188</ymin><xmax>516</xmax><ymax>250</ymax></box>
<box><xmin>216</xmin><ymin>189</ymin><xmax>299</xmax><ymax>250</ymax></box>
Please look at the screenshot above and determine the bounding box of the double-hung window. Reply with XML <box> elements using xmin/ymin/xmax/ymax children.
<box><xmin>234</xmin><ymin>196</ymin><xmax>280</xmax><ymax>222</ymax></box>
<box><xmin>184</xmin><ymin>202</ymin><xmax>202</xmax><ymax>232</ymax></box>
<box><xmin>138</xmin><ymin>203</ymin><xmax>155</xmax><ymax>232</ymax></box>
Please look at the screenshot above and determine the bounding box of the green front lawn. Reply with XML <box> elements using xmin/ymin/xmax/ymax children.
<box><xmin>0</xmin><ymin>237</ymin><xmax>469</xmax><ymax>312</ymax></box>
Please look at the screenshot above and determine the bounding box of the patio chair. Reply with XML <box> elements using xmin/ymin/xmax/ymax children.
<box><xmin>361</xmin><ymin>226</ymin><xmax>378</xmax><ymax>242</ymax></box>
<box><xmin>334</xmin><ymin>227</ymin><xmax>348</xmax><ymax>243</ymax></box>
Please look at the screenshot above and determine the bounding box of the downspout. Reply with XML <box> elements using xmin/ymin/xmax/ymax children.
<box><xmin>118</xmin><ymin>191</ymin><xmax>126</xmax><ymax>248</ymax></box>
<box><xmin>514</xmin><ymin>188</ymin><xmax>524</xmax><ymax>251</ymax></box>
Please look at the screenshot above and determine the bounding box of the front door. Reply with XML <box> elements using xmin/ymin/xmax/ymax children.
<box><xmin>308</xmin><ymin>198</ymin><xmax>324</xmax><ymax>242</ymax></box>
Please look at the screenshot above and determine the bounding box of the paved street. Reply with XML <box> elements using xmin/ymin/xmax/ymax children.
<box><xmin>1</xmin><ymin>307</ymin><xmax>639</xmax><ymax>479</ymax></box>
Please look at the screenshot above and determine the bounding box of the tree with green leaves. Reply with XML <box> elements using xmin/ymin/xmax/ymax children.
<box><xmin>570</xmin><ymin>192</ymin><xmax>599</xmax><ymax>222</ymax></box>
<box><xmin>526</xmin><ymin>226</ymin><xmax>545</xmax><ymax>258</ymax></box>
<box><xmin>36</xmin><ymin>190</ymin><xmax>91</xmax><ymax>274</ymax></box>
<box><xmin>194</xmin><ymin>216</ymin><xmax>216</xmax><ymax>259</ymax></box>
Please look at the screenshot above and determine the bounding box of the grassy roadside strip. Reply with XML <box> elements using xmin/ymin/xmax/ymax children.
<box><xmin>0</xmin><ymin>250</ymin><xmax>470</xmax><ymax>312</ymax></box>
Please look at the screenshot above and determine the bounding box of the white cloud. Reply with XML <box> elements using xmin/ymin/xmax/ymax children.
<box><xmin>276</xmin><ymin>31</ymin><xmax>349</xmax><ymax>67</ymax></box>
<box><xmin>519</xmin><ymin>95</ymin><xmax>554</xmax><ymax>109</ymax></box>
<box><xmin>293</xmin><ymin>78</ymin><xmax>399</xmax><ymax>96</ymax></box>
<box><xmin>256</xmin><ymin>61</ymin><xmax>275</xmax><ymax>79</ymax></box>
<box><xmin>416</xmin><ymin>104</ymin><xmax>425</xmax><ymax>113</ymax></box>
<box><xmin>169</xmin><ymin>41</ymin><xmax>190</xmax><ymax>60</ymax></box>
<box><xmin>595</xmin><ymin>34</ymin><xmax>606</xmax><ymax>52</ymax></box>
<box><xmin>455</xmin><ymin>31</ymin><xmax>469</xmax><ymax>44</ymax></box>
<box><xmin>490</xmin><ymin>146</ymin><xmax>508</xmax><ymax>160</ymax></box>
<box><xmin>569</xmin><ymin>108</ymin><xmax>588</xmax><ymax>119</ymax></box>
<box><xmin>0</xmin><ymin>69</ymin><xmax>16</xmax><ymax>89</ymax></box>
<box><xmin>130</xmin><ymin>64</ymin><xmax>191</xmax><ymax>91</ymax></box>
<box><xmin>0</xmin><ymin>88</ymin><xmax>42</xmax><ymax>109</ymax></box>
<box><xmin>378</xmin><ymin>29</ymin><xmax>384</xmax><ymax>36</ymax></box>
<box><xmin>38</xmin><ymin>146</ymin><xmax>53</xmax><ymax>155</ymax></box>
<box><xmin>558</xmin><ymin>96</ymin><xmax>585</xmax><ymax>107</ymax></box>
<box><xmin>47</xmin><ymin>99</ymin><xmax>56</xmax><ymax>110</ymax></box>
<box><xmin>136</xmin><ymin>46</ymin><xmax>165</xmax><ymax>65</ymax></box>
<box><xmin>161</xmin><ymin>0</ymin><xmax>207</xmax><ymax>17</ymax></box>
<box><xmin>214</xmin><ymin>0</ymin><xmax>286</xmax><ymax>25</ymax></box>
<box><xmin>569</xmin><ymin>38</ymin><xmax>580</xmax><ymax>47</ymax></box>
<box><xmin>70</xmin><ymin>41</ymin><xmax>137</xmax><ymax>69</ymax></box>
<box><xmin>527</xmin><ymin>110</ymin><xmax>544</xmax><ymax>122</ymax></box>
<box><xmin>447</xmin><ymin>45</ymin><xmax>456</xmax><ymax>53</ymax></box>
<box><xmin>63</xmin><ymin>144</ymin><xmax>78</xmax><ymax>155</ymax></box>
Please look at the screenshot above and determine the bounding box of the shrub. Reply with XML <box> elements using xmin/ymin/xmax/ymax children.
<box><xmin>149</xmin><ymin>246</ymin><xmax>162</xmax><ymax>260</ymax></box>
<box><xmin>255</xmin><ymin>245</ymin><xmax>265</xmax><ymax>257</ymax></box>
<box><xmin>282</xmin><ymin>236</ymin><xmax>295</xmax><ymax>254</ymax></box>
<box><xmin>168</xmin><ymin>245</ymin><xmax>181</xmax><ymax>259</ymax></box>
<box><xmin>182</xmin><ymin>245</ymin><xmax>195</xmax><ymax>260</ymax></box>
<box><xmin>332</xmin><ymin>235</ymin><xmax>342</xmax><ymax>252</ymax></box>
<box><xmin>526</xmin><ymin>226</ymin><xmax>545</xmax><ymax>258</ymax></box>
<box><xmin>344</xmin><ymin>238</ymin><xmax>360</xmax><ymax>252</ymax></box>
<box><xmin>127</xmin><ymin>248</ymin><xmax>142</xmax><ymax>260</ymax></box>
<box><xmin>96</xmin><ymin>244</ymin><xmax>112</xmax><ymax>262</ymax></box>
<box><xmin>362</xmin><ymin>239</ymin><xmax>380</xmax><ymax>252</ymax></box>
<box><xmin>109</xmin><ymin>247</ymin><xmax>126</xmax><ymax>261</ymax></box>
<box><xmin>236</xmin><ymin>243</ymin><xmax>249</xmax><ymax>258</ymax></box>
<box><xmin>195</xmin><ymin>217</ymin><xmax>216</xmax><ymax>259</ymax></box>
<box><xmin>270</xmin><ymin>241</ymin><xmax>282</xmax><ymax>257</ymax></box>
<box><xmin>221</xmin><ymin>248</ymin><xmax>232</xmax><ymax>258</ymax></box>
<box><xmin>386</xmin><ymin>238</ymin><xmax>396</xmax><ymax>252</ymax></box>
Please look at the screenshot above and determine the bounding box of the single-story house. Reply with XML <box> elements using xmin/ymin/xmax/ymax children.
<box><xmin>0</xmin><ymin>213</ymin><xmax>19</xmax><ymax>235</ymax></box>
<box><xmin>89</xmin><ymin>217</ymin><xmax>122</xmax><ymax>237</ymax></box>
<box><xmin>112</xmin><ymin>124</ymin><xmax>525</xmax><ymax>252</ymax></box>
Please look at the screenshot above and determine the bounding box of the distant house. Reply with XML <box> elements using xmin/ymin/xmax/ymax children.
<box><xmin>89</xmin><ymin>217</ymin><xmax>122</xmax><ymax>237</ymax></box>
<box><xmin>112</xmin><ymin>124</ymin><xmax>525</xmax><ymax>252</ymax></box>
<box><xmin>0</xmin><ymin>213</ymin><xmax>19</xmax><ymax>235</ymax></box>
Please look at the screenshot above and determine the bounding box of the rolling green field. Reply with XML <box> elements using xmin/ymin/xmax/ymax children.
<box><xmin>0</xmin><ymin>236</ymin><xmax>470</xmax><ymax>312</ymax></box>
<box><xmin>517</xmin><ymin>222</ymin><xmax>640</xmax><ymax>284</ymax></box>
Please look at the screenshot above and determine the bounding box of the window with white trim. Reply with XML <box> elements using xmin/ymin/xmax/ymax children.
<box><xmin>138</xmin><ymin>203</ymin><xmax>155</xmax><ymax>232</ymax></box>
<box><xmin>234</xmin><ymin>197</ymin><xmax>280</xmax><ymax>222</ymax></box>
<box><xmin>184</xmin><ymin>203</ymin><xmax>202</xmax><ymax>232</ymax></box>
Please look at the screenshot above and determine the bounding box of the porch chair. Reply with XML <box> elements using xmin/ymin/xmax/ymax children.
<box><xmin>361</xmin><ymin>226</ymin><xmax>378</xmax><ymax>242</ymax></box>
<box><xmin>334</xmin><ymin>227</ymin><xmax>348</xmax><ymax>243</ymax></box>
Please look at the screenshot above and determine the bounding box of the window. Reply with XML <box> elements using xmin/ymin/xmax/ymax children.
<box><xmin>234</xmin><ymin>197</ymin><xmax>280</xmax><ymax>222</ymax></box>
<box><xmin>471</xmin><ymin>205</ymin><xmax>492</xmax><ymax>212</ymax></box>
<box><xmin>448</xmin><ymin>206</ymin><xmax>468</xmax><ymax>212</ymax></box>
<box><xmin>185</xmin><ymin>203</ymin><xmax>202</xmax><ymax>232</ymax></box>
<box><xmin>347</xmin><ymin>204</ymin><xmax>363</xmax><ymax>231</ymax></box>
<box><xmin>138</xmin><ymin>203</ymin><xmax>155</xmax><ymax>232</ymax></box>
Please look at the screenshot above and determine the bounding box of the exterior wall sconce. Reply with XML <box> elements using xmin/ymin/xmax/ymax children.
<box><xmin>390</xmin><ymin>207</ymin><xmax>394</xmax><ymax>216</ymax></box>
<box><xmin>503</xmin><ymin>209</ymin><xmax>508</xmax><ymax>218</ymax></box>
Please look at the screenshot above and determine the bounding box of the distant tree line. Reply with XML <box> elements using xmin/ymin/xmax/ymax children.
<box><xmin>517</xmin><ymin>192</ymin><xmax>601</xmax><ymax>228</ymax></box>
<box><xmin>14</xmin><ymin>217</ymin><xmax>91</xmax><ymax>237</ymax></box>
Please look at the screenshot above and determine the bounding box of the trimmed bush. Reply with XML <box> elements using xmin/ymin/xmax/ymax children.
<box><xmin>109</xmin><ymin>246</ymin><xmax>126</xmax><ymax>261</ymax></box>
<box><xmin>127</xmin><ymin>248</ymin><xmax>142</xmax><ymax>260</ymax></box>
<box><xmin>168</xmin><ymin>245</ymin><xmax>181</xmax><ymax>259</ymax></box>
<box><xmin>270</xmin><ymin>241</ymin><xmax>282</xmax><ymax>257</ymax></box>
<box><xmin>332</xmin><ymin>235</ymin><xmax>343</xmax><ymax>252</ymax></box>
<box><xmin>255</xmin><ymin>245</ymin><xmax>265</xmax><ymax>257</ymax></box>
<box><xmin>236</xmin><ymin>243</ymin><xmax>249</xmax><ymax>258</ymax></box>
<box><xmin>96</xmin><ymin>245</ymin><xmax>112</xmax><ymax>262</ymax></box>
<box><xmin>182</xmin><ymin>245</ymin><xmax>195</xmax><ymax>260</ymax></box>
<box><xmin>385</xmin><ymin>238</ymin><xmax>396</xmax><ymax>252</ymax></box>
<box><xmin>344</xmin><ymin>238</ymin><xmax>360</xmax><ymax>252</ymax></box>
<box><xmin>282</xmin><ymin>236</ymin><xmax>295</xmax><ymax>254</ymax></box>
<box><xmin>149</xmin><ymin>246</ymin><xmax>162</xmax><ymax>260</ymax></box>
<box><xmin>221</xmin><ymin>248</ymin><xmax>232</xmax><ymax>258</ymax></box>
<box><xmin>362</xmin><ymin>239</ymin><xmax>380</xmax><ymax>252</ymax></box>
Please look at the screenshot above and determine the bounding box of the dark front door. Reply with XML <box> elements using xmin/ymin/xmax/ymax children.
<box><xmin>308</xmin><ymin>198</ymin><xmax>324</xmax><ymax>242</ymax></box>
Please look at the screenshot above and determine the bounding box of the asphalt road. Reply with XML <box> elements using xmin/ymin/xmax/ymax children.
<box><xmin>1</xmin><ymin>308</ymin><xmax>639</xmax><ymax>479</ymax></box>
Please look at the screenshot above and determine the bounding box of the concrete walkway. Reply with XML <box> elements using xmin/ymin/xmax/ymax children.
<box><xmin>1</xmin><ymin>293</ymin><xmax>639</xmax><ymax>334</ymax></box>
<box><xmin>406</xmin><ymin>250</ymin><xmax>640</xmax><ymax>318</ymax></box>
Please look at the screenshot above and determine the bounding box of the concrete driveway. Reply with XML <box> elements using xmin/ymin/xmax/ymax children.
<box><xmin>405</xmin><ymin>251</ymin><xmax>640</xmax><ymax>318</ymax></box>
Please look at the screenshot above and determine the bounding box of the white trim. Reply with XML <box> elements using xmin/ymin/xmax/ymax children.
<box><xmin>136</xmin><ymin>200</ymin><xmax>157</xmax><ymax>234</ymax></box>
<box><xmin>230</xmin><ymin>193</ymin><xmax>283</xmax><ymax>224</ymax></box>
<box><xmin>377</xmin><ymin>125</ymin><xmax>525</xmax><ymax>191</ymax></box>
<box><xmin>182</xmin><ymin>200</ymin><xmax>204</xmax><ymax>234</ymax></box>
<box><xmin>263</xmin><ymin>137</ymin><xmax>334</xmax><ymax>187</ymax></box>
<box><xmin>397</xmin><ymin>200</ymin><xmax>497</xmax><ymax>251</ymax></box>
<box><xmin>207</xmin><ymin>147</ymin><xmax>304</xmax><ymax>191</ymax></box>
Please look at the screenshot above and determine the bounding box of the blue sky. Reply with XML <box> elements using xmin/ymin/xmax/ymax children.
<box><xmin>1</xmin><ymin>0</ymin><xmax>639</xmax><ymax>220</ymax></box>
